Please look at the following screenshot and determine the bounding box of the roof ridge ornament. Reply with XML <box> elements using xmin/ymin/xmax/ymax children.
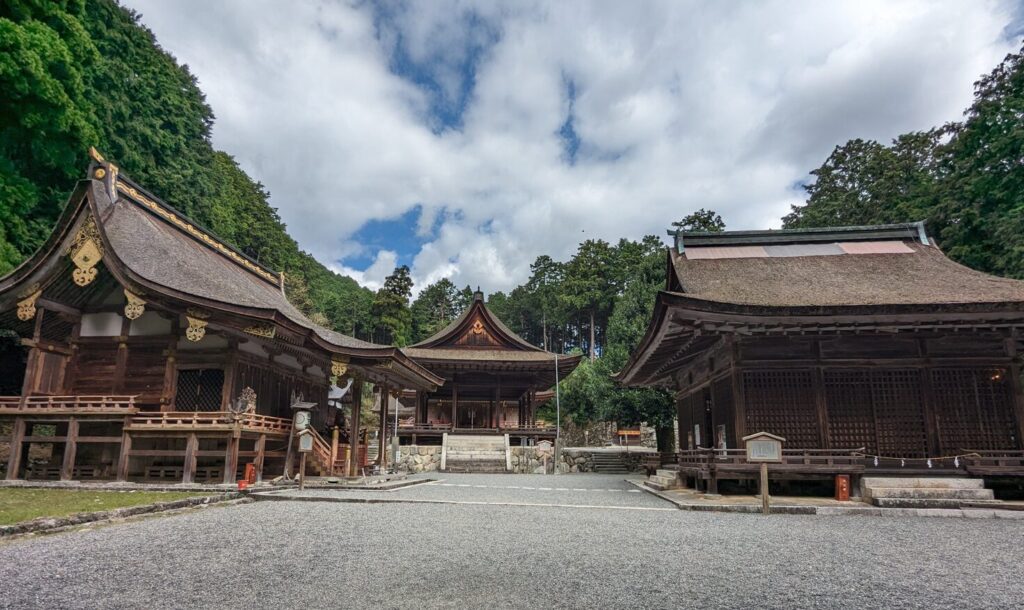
<box><xmin>67</xmin><ymin>214</ymin><xmax>104</xmax><ymax>287</ymax></box>
<box><xmin>88</xmin><ymin>147</ymin><xmax>119</xmax><ymax>204</ymax></box>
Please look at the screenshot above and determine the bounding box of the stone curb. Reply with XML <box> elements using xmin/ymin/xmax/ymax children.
<box><xmin>0</xmin><ymin>492</ymin><xmax>245</xmax><ymax>538</ymax></box>
<box><xmin>265</xmin><ymin>478</ymin><xmax>434</xmax><ymax>493</ymax></box>
<box><xmin>626</xmin><ymin>480</ymin><xmax>1024</xmax><ymax>519</ymax></box>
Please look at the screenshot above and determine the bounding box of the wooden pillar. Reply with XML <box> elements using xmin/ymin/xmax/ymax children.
<box><xmin>812</xmin><ymin>367</ymin><xmax>830</xmax><ymax>449</ymax></box>
<box><xmin>60</xmin><ymin>417</ymin><xmax>79</xmax><ymax>481</ymax></box>
<box><xmin>330</xmin><ymin>426</ymin><xmax>340</xmax><ymax>476</ymax></box>
<box><xmin>254</xmin><ymin>433</ymin><xmax>266</xmax><ymax>482</ymax></box>
<box><xmin>1010</xmin><ymin>361</ymin><xmax>1024</xmax><ymax>450</ymax></box>
<box><xmin>5</xmin><ymin>418</ymin><xmax>26</xmax><ymax>480</ymax></box>
<box><xmin>378</xmin><ymin>385</ymin><xmax>389</xmax><ymax>467</ymax></box>
<box><xmin>116</xmin><ymin>421</ymin><xmax>132</xmax><ymax>481</ymax></box>
<box><xmin>452</xmin><ymin>383</ymin><xmax>458</xmax><ymax>429</ymax></box>
<box><xmin>113</xmin><ymin>315</ymin><xmax>131</xmax><ymax>394</ymax></box>
<box><xmin>349</xmin><ymin>379</ymin><xmax>363</xmax><ymax>476</ymax></box>
<box><xmin>223</xmin><ymin>432</ymin><xmax>240</xmax><ymax>484</ymax></box>
<box><xmin>489</xmin><ymin>389</ymin><xmax>495</xmax><ymax>429</ymax></box>
<box><xmin>221</xmin><ymin>344</ymin><xmax>239</xmax><ymax>410</ymax></box>
<box><xmin>182</xmin><ymin>432</ymin><xmax>198</xmax><ymax>484</ymax></box>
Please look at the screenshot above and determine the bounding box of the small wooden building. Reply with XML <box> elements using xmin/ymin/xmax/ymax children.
<box><xmin>616</xmin><ymin>223</ymin><xmax>1024</xmax><ymax>488</ymax></box>
<box><xmin>0</xmin><ymin>150</ymin><xmax>441</xmax><ymax>484</ymax></box>
<box><xmin>400</xmin><ymin>291</ymin><xmax>581</xmax><ymax>444</ymax></box>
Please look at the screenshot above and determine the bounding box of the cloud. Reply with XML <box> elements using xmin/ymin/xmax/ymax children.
<box><xmin>125</xmin><ymin>0</ymin><xmax>1018</xmax><ymax>295</ymax></box>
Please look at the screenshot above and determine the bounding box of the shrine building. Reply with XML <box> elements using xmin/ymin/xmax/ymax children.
<box><xmin>0</xmin><ymin>150</ymin><xmax>442</xmax><ymax>484</ymax></box>
<box><xmin>616</xmin><ymin>223</ymin><xmax>1024</xmax><ymax>491</ymax></box>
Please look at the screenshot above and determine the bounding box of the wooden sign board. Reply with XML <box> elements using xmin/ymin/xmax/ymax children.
<box><xmin>742</xmin><ymin>432</ymin><xmax>784</xmax><ymax>463</ymax></box>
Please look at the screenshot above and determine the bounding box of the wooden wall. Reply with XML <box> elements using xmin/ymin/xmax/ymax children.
<box><xmin>675</xmin><ymin>333</ymin><xmax>1023</xmax><ymax>456</ymax></box>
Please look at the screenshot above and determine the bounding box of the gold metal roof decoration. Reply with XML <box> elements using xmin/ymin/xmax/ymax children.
<box><xmin>185</xmin><ymin>308</ymin><xmax>210</xmax><ymax>342</ymax></box>
<box><xmin>123</xmin><ymin>289</ymin><xmax>146</xmax><ymax>320</ymax></box>
<box><xmin>243</xmin><ymin>324</ymin><xmax>276</xmax><ymax>339</ymax></box>
<box><xmin>330</xmin><ymin>355</ymin><xmax>349</xmax><ymax>378</ymax></box>
<box><xmin>115</xmin><ymin>181</ymin><xmax>279</xmax><ymax>285</ymax></box>
<box><xmin>471</xmin><ymin>320</ymin><xmax>484</xmax><ymax>335</ymax></box>
<box><xmin>16</xmin><ymin>289</ymin><xmax>41</xmax><ymax>322</ymax></box>
<box><xmin>67</xmin><ymin>214</ymin><xmax>104</xmax><ymax>287</ymax></box>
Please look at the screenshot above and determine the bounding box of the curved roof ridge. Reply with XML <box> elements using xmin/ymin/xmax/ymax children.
<box><xmin>410</xmin><ymin>293</ymin><xmax>546</xmax><ymax>352</ymax></box>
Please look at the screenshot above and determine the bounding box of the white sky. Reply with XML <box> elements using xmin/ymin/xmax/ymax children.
<box><xmin>123</xmin><ymin>0</ymin><xmax>1019</xmax><ymax>292</ymax></box>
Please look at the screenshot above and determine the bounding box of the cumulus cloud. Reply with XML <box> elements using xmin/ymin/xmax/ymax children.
<box><xmin>125</xmin><ymin>0</ymin><xmax>1018</xmax><ymax>294</ymax></box>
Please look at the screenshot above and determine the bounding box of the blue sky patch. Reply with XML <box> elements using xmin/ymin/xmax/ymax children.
<box><xmin>371</xmin><ymin>3</ymin><xmax>500</xmax><ymax>132</ymax></box>
<box><xmin>342</xmin><ymin>205</ymin><xmax>427</xmax><ymax>270</ymax></box>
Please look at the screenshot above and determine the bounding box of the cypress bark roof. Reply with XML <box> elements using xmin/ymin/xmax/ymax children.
<box><xmin>0</xmin><ymin>153</ymin><xmax>442</xmax><ymax>390</ymax></box>
<box><xmin>669</xmin><ymin>225</ymin><xmax>1024</xmax><ymax>309</ymax></box>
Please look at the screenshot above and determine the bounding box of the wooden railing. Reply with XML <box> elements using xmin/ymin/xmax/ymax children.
<box><xmin>0</xmin><ymin>395</ymin><xmax>138</xmax><ymax>414</ymax></box>
<box><xmin>305</xmin><ymin>425</ymin><xmax>334</xmax><ymax>473</ymax></box>
<box><xmin>676</xmin><ymin>447</ymin><xmax>866</xmax><ymax>469</ymax></box>
<box><xmin>499</xmin><ymin>422</ymin><xmax>558</xmax><ymax>433</ymax></box>
<box><xmin>126</xmin><ymin>411</ymin><xmax>291</xmax><ymax>435</ymax></box>
<box><xmin>395</xmin><ymin>421</ymin><xmax>452</xmax><ymax>431</ymax></box>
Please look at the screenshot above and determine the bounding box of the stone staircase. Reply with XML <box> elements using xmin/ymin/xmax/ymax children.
<box><xmin>646</xmin><ymin>468</ymin><xmax>681</xmax><ymax>491</ymax></box>
<box><xmin>591</xmin><ymin>451</ymin><xmax>630</xmax><ymax>474</ymax></box>
<box><xmin>861</xmin><ymin>477</ymin><xmax>997</xmax><ymax>509</ymax></box>
<box><xmin>444</xmin><ymin>435</ymin><xmax>508</xmax><ymax>473</ymax></box>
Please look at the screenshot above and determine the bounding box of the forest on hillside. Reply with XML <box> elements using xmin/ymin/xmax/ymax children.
<box><xmin>2</xmin><ymin>1</ymin><xmax>1023</xmax><ymax>443</ymax></box>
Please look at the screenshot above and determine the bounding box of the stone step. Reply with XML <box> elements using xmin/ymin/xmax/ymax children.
<box><xmin>860</xmin><ymin>477</ymin><xmax>984</xmax><ymax>490</ymax></box>
<box><xmin>648</xmin><ymin>474</ymin><xmax>677</xmax><ymax>488</ymax></box>
<box><xmin>871</xmin><ymin>497</ymin><xmax>1004</xmax><ymax>509</ymax></box>
<box><xmin>655</xmin><ymin>469</ymin><xmax>680</xmax><ymax>480</ymax></box>
<box><xmin>446</xmin><ymin>451</ymin><xmax>506</xmax><ymax>458</ymax></box>
<box><xmin>864</xmin><ymin>487</ymin><xmax>995</xmax><ymax>501</ymax></box>
<box><xmin>644</xmin><ymin>480</ymin><xmax>669</xmax><ymax>492</ymax></box>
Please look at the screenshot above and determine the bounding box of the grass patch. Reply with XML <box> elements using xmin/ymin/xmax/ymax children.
<box><xmin>0</xmin><ymin>489</ymin><xmax>212</xmax><ymax>526</ymax></box>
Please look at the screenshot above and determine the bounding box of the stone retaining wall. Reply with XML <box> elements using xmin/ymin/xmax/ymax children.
<box><xmin>510</xmin><ymin>447</ymin><xmax>556</xmax><ymax>474</ymax></box>
<box><xmin>393</xmin><ymin>446</ymin><xmax>443</xmax><ymax>473</ymax></box>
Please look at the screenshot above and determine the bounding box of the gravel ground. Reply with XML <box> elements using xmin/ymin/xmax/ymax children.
<box><xmin>0</xmin><ymin>475</ymin><xmax>1022</xmax><ymax>609</ymax></box>
<box><xmin>277</xmin><ymin>473</ymin><xmax>671</xmax><ymax>509</ymax></box>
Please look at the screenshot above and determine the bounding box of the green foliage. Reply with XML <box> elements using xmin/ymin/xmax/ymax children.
<box><xmin>784</xmin><ymin>43</ymin><xmax>1024</xmax><ymax>279</ymax></box>
<box><xmin>0</xmin><ymin>0</ymin><xmax>376</xmax><ymax>335</ymax></box>
<box><xmin>671</xmin><ymin>208</ymin><xmax>725</xmax><ymax>233</ymax></box>
<box><xmin>371</xmin><ymin>265</ymin><xmax>413</xmax><ymax>345</ymax></box>
<box><xmin>410</xmin><ymin>277</ymin><xmax>460</xmax><ymax>342</ymax></box>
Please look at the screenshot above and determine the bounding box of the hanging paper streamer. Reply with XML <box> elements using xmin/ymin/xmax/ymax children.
<box><xmin>927</xmin><ymin>459</ymin><xmax>933</xmax><ymax>468</ymax></box>
<box><xmin>954</xmin><ymin>456</ymin><xmax>960</xmax><ymax>468</ymax></box>
<box><xmin>901</xmin><ymin>459</ymin><xmax>905</xmax><ymax>467</ymax></box>
<box><xmin>874</xmin><ymin>456</ymin><xmax>879</xmax><ymax>467</ymax></box>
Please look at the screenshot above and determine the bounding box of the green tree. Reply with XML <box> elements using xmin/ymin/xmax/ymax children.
<box><xmin>410</xmin><ymin>278</ymin><xmax>458</xmax><ymax>342</ymax></box>
<box><xmin>561</xmin><ymin>239</ymin><xmax>614</xmax><ymax>361</ymax></box>
<box><xmin>671</xmin><ymin>208</ymin><xmax>725</xmax><ymax>233</ymax></box>
<box><xmin>371</xmin><ymin>265</ymin><xmax>413</xmax><ymax>345</ymax></box>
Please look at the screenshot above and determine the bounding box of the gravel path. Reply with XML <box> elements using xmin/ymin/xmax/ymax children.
<box><xmin>0</xmin><ymin>477</ymin><xmax>1022</xmax><ymax>609</ymax></box>
<box><xmin>276</xmin><ymin>473</ymin><xmax>671</xmax><ymax>509</ymax></box>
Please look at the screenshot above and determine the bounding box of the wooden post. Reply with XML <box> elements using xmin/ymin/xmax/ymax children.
<box><xmin>298</xmin><ymin>452</ymin><xmax>306</xmax><ymax>490</ymax></box>
<box><xmin>760</xmin><ymin>462</ymin><xmax>770</xmax><ymax>515</ymax></box>
<box><xmin>182</xmin><ymin>432</ymin><xmax>198</xmax><ymax>484</ymax></box>
<box><xmin>349</xmin><ymin>379</ymin><xmax>363</xmax><ymax>477</ymax></box>
<box><xmin>60</xmin><ymin>417</ymin><xmax>79</xmax><ymax>481</ymax></box>
<box><xmin>6</xmin><ymin>418</ymin><xmax>26</xmax><ymax>480</ymax></box>
<box><xmin>254</xmin><ymin>433</ymin><xmax>266</xmax><ymax>483</ymax></box>
<box><xmin>330</xmin><ymin>426</ymin><xmax>339</xmax><ymax>476</ymax></box>
<box><xmin>378</xmin><ymin>385</ymin><xmax>389</xmax><ymax>469</ymax></box>
<box><xmin>452</xmin><ymin>383</ymin><xmax>458</xmax><ymax>429</ymax></box>
<box><xmin>223</xmin><ymin>432</ymin><xmax>240</xmax><ymax>484</ymax></box>
<box><xmin>116</xmin><ymin>423</ymin><xmax>132</xmax><ymax>481</ymax></box>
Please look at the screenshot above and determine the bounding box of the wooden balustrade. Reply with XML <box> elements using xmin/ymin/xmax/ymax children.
<box><xmin>126</xmin><ymin>411</ymin><xmax>291</xmax><ymax>436</ymax></box>
<box><xmin>0</xmin><ymin>395</ymin><xmax>138</xmax><ymax>414</ymax></box>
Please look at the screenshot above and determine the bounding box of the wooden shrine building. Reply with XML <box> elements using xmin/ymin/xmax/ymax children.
<box><xmin>616</xmin><ymin>223</ymin><xmax>1024</xmax><ymax>488</ymax></box>
<box><xmin>400</xmin><ymin>291</ymin><xmax>582</xmax><ymax>444</ymax></box>
<box><xmin>0</xmin><ymin>150</ymin><xmax>441</xmax><ymax>484</ymax></box>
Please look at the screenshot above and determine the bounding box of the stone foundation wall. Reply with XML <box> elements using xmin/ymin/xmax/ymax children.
<box><xmin>393</xmin><ymin>445</ymin><xmax>443</xmax><ymax>473</ymax></box>
<box><xmin>510</xmin><ymin>447</ymin><xmax>556</xmax><ymax>474</ymax></box>
<box><xmin>561</xmin><ymin>448</ymin><xmax>595</xmax><ymax>473</ymax></box>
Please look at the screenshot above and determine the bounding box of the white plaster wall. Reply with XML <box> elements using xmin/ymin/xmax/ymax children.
<box><xmin>129</xmin><ymin>312</ymin><xmax>172</xmax><ymax>336</ymax></box>
<box><xmin>80</xmin><ymin>312</ymin><xmax>123</xmax><ymax>336</ymax></box>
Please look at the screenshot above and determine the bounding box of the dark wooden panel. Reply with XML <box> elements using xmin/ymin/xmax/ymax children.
<box><xmin>122</xmin><ymin>346</ymin><xmax>167</xmax><ymax>407</ymax></box>
<box><xmin>932</xmin><ymin>368</ymin><xmax>1019</xmax><ymax>451</ymax></box>
<box><xmin>824</xmin><ymin>370</ymin><xmax>875</xmax><ymax>452</ymax></box>
<box><xmin>70</xmin><ymin>344</ymin><xmax>119</xmax><ymax>394</ymax></box>
<box><xmin>743</xmin><ymin>369</ymin><xmax>819</xmax><ymax>448</ymax></box>
<box><xmin>819</xmin><ymin>336</ymin><xmax>919</xmax><ymax>360</ymax></box>
<box><xmin>926</xmin><ymin>334</ymin><xmax>1007</xmax><ymax>358</ymax></box>
<box><xmin>739</xmin><ymin>337</ymin><xmax>815</xmax><ymax>361</ymax></box>
<box><xmin>711</xmin><ymin>376</ymin><xmax>735</xmax><ymax>449</ymax></box>
<box><xmin>871</xmin><ymin>369</ymin><xmax>928</xmax><ymax>458</ymax></box>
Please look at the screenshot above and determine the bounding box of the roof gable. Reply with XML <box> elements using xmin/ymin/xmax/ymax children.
<box><xmin>411</xmin><ymin>292</ymin><xmax>544</xmax><ymax>352</ymax></box>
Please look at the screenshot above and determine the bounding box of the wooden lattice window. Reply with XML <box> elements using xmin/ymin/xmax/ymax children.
<box><xmin>931</xmin><ymin>368</ymin><xmax>1019</xmax><ymax>451</ymax></box>
<box><xmin>824</xmin><ymin>370</ymin><xmax>876</xmax><ymax>452</ymax></box>
<box><xmin>871</xmin><ymin>369</ymin><xmax>928</xmax><ymax>458</ymax></box>
<box><xmin>743</xmin><ymin>369</ymin><xmax>819</xmax><ymax>448</ymax></box>
<box><xmin>175</xmin><ymin>369</ymin><xmax>224</xmax><ymax>412</ymax></box>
